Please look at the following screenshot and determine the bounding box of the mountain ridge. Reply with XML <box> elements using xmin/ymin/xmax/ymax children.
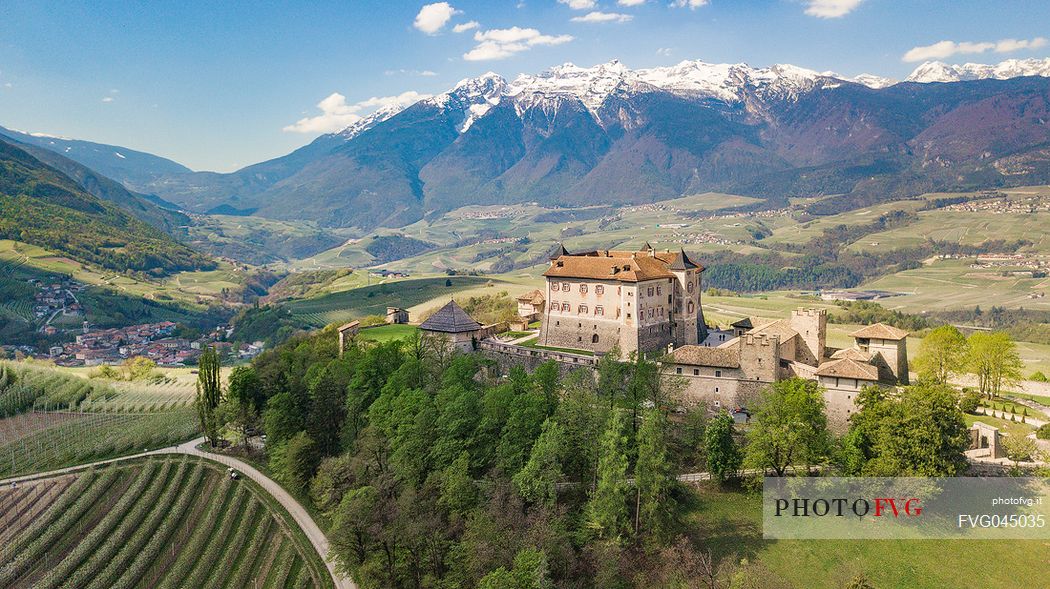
<box><xmin>8</xmin><ymin>56</ymin><xmax>1050</xmax><ymax>230</ymax></box>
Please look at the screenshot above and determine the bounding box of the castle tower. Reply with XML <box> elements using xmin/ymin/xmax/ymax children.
<box><xmin>788</xmin><ymin>308</ymin><xmax>827</xmax><ymax>366</ymax></box>
<box><xmin>849</xmin><ymin>324</ymin><xmax>910</xmax><ymax>385</ymax></box>
<box><xmin>739</xmin><ymin>333</ymin><xmax>780</xmax><ymax>382</ymax></box>
<box><xmin>669</xmin><ymin>248</ymin><xmax>706</xmax><ymax>346</ymax></box>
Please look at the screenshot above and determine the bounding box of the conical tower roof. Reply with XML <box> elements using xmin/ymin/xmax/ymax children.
<box><xmin>420</xmin><ymin>300</ymin><xmax>483</xmax><ymax>333</ymax></box>
<box><xmin>669</xmin><ymin>247</ymin><xmax>701</xmax><ymax>270</ymax></box>
<box><xmin>550</xmin><ymin>243</ymin><xmax>570</xmax><ymax>260</ymax></box>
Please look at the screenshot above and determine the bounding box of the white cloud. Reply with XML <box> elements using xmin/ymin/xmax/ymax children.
<box><xmin>557</xmin><ymin>0</ymin><xmax>596</xmax><ymax>8</ymax></box>
<box><xmin>992</xmin><ymin>37</ymin><xmax>1048</xmax><ymax>53</ymax></box>
<box><xmin>464</xmin><ymin>27</ymin><xmax>573</xmax><ymax>61</ymax></box>
<box><xmin>571</xmin><ymin>11</ymin><xmax>633</xmax><ymax>23</ymax></box>
<box><xmin>414</xmin><ymin>2</ymin><xmax>459</xmax><ymax>35</ymax></box>
<box><xmin>618</xmin><ymin>0</ymin><xmax>646</xmax><ymax>5</ymax></box>
<box><xmin>902</xmin><ymin>36</ymin><xmax>1048</xmax><ymax>62</ymax></box>
<box><xmin>804</xmin><ymin>0</ymin><xmax>862</xmax><ymax>18</ymax></box>
<box><xmin>670</xmin><ymin>0</ymin><xmax>708</xmax><ymax>9</ymax></box>
<box><xmin>453</xmin><ymin>20</ymin><xmax>479</xmax><ymax>33</ymax></box>
<box><xmin>656</xmin><ymin>47</ymin><xmax>673</xmax><ymax>56</ymax></box>
<box><xmin>283</xmin><ymin>90</ymin><xmax>430</xmax><ymax>134</ymax></box>
<box><xmin>384</xmin><ymin>68</ymin><xmax>439</xmax><ymax>77</ymax></box>
<box><xmin>101</xmin><ymin>96</ymin><xmax>114</xmax><ymax>103</ymax></box>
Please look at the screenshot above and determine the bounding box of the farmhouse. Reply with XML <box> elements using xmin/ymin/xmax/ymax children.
<box><xmin>537</xmin><ymin>244</ymin><xmax>706</xmax><ymax>357</ymax></box>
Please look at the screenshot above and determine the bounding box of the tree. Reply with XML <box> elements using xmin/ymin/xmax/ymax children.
<box><xmin>274</xmin><ymin>431</ymin><xmax>320</xmax><ymax>491</ymax></box>
<box><xmin>586</xmin><ymin>411</ymin><xmax>630</xmax><ymax>543</ymax></box>
<box><xmin>744</xmin><ymin>378</ymin><xmax>830</xmax><ymax>476</ymax></box>
<box><xmin>439</xmin><ymin>451</ymin><xmax>478</xmax><ymax>515</ymax></box>
<box><xmin>850</xmin><ymin>383</ymin><xmax>969</xmax><ymax>477</ymax></box>
<box><xmin>913</xmin><ymin>325</ymin><xmax>969</xmax><ymax>384</ymax></box>
<box><xmin>195</xmin><ymin>346</ymin><xmax>222</xmax><ymax>447</ymax></box>
<box><xmin>477</xmin><ymin>548</ymin><xmax>552</xmax><ymax>589</ymax></box>
<box><xmin>1030</xmin><ymin>371</ymin><xmax>1049</xmax><ymax>383</ymax></box>
<box><xmin>634</xmin><ymin>408</ymin><xmax>675</xmax><ymax>542</ymax></box>
<box><xmin>262</xmin><ymin>391</ymin><xmax>304</xmax><ymax>447</ymax></box>
<box><xmin>532</xmin><ymin>361</ymin><xmax>561</xmax><ymax>415</ymax></box>
<box><xmin>623</xmin><ymin>352</ymin><xmax>661</xmax><ymax>434</ymax></box>
<box><xmin>968</xmin><ymin>332</ymin><xmax>1024</xmax><ymax>397</ymax></box>
<box><xmin>308</xmin><ymin>360</ymin><xmax>351</xmax><ymax>456</ymax></box>
<box><xmin>704</xmin><ymin>411</ymin><xmax>740</xmax><ymax>483</ymax></box>
<box><xmin>225</xmin><ymin>365</ymin><xmax>263</xmax><ymax>449</ymax></box>
<box><xmin>513</xmin><ymin>418</ymin><xmax>564</xmax><ymax>509</ymax></box>
<box><xmin>1002</xmin><ymin>434</ymin><xmax>1040</xmax><ymax>468</ymax></box>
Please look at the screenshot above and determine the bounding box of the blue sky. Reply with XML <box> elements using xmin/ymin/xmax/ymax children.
<box><xmin>0</xmin><ymin>0</ymin><xmax>1047</xmax><ymax>172</ymax></box>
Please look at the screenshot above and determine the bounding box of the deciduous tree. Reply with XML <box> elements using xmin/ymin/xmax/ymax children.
<box><xmin>744</xmin><ymin>378</ymin><xmax>830</xmax><ymax>476</ymax></box>
<box><xmin>913</xmin><ymin>325</ymin><xmax>969</xmax><ymax>384</ymax></box>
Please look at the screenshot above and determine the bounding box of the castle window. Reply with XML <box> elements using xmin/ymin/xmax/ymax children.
<box><xmin>687</xmin><ymin>301</ymin><xmax>694</xmax><ymax>314</ymax></box>
<box><xmin>693</xmin><ymin>368</ymin><xmax>699</xmax><ymax>376</ymax></box>
<box><xmin>562</xmin><ymin>282</ymin><xmax>570</xmax><ymax>291</ymax></box>
<box><xmin>580</xmin><ymin>284</ymin><xmax>588</xmax><ymax>294</ymax></box>
<box><xmin>592</xmin><ymin>334</ymin><xmax>599</xmax><ymax>344</ymax></box>
<box><xmin>595</xmin><ymin>306</ymin><xmax>604</xmax><ymax>316</ymax></box>
<box><xmin>657</xmin><ymin>286</ymin><xmax>662</xmax><ymax>296</ymax></box>
<box><xmin>715</xmin><ymin>370</ymin><xmax>722</xmax><ymax>378</ymax></box>
<box><xmin>627</xmin><ymin>313</ymin><xmax>631</xmax><ymax>319</ymax></box>
<box><xmin>579</xmin><ymin>304</ymin><xmax>588</xmax><ymax>314</ymax></box>
<box><xmin>551</xmin><ymin>282</ymin><xmax>560</xmax><ymax>291</ymax></box>
<box><xmin>647</xmin><ymin>287</ymin><xmax>654</xmax><ymax>297</ymax></box>
<box><xmin>562</xmin><ymin>303</ymin><xmax>570</xmax><ymax>311</ymax></box>
<box><xmin>715</xmin><ymin>387</ymin><xmax>719</xmax><ymax>393</ymax></box>
<box><xmin>687</xmin><ymin>281</ymin><xmax>694</xmax><ymax>293</ymax></box>
<box><xmin>550</xmin><ymin>301</ymin><xmax>558</xmax><ymax>311</ymax></box>
<box><xmin>595</xmin><ymin>285</ymin><xmax>604</xmax><ymax>295</ymax></box>
<box><xmin>676</xmin><ymin>367</ymin><xmax>682</xmax><ymax>374</ymax></box>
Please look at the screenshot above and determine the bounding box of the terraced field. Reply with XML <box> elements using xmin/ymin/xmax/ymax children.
<box><xmin>0</xmin><ymin>456</ymin><xmax>332</xmax><ymax>588</ymax></box>
<box><xmin>0</xmin><ymin>410</ymin><xmax>199</xmax><ymax>477</ymax></box>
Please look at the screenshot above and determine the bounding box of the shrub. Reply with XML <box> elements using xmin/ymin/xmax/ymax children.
<box><xmin>959</xmin><ymin>391</ymin><xmax>981</xmax><ymax>414</ymax></box>
<box><xmin>1037</xmin><ymin>424</ymin><xmax>1050</xmax><ymax>440</ymax></box>
<box><xmin>1030</xmin><ymin>371</ymin><xmax>1049</xmax><ymax>382</ymax></box>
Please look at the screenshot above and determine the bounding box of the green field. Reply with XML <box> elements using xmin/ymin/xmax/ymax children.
<box><xmin>285</xmin><ymin>275</ymin><xmax>513</xmax><ymax>327</ymax></box>
<box><xmin>0</xmin><ymin>456</ymin><xmax>331</xmax><ymax>588</ymax></box>
<box><xmin>356</xmin><ymin>323</ymin><xmax>419</xmax><ymax>343</ymax></box>
<box><xmin>688</xmin><ymin>483</ymin><xmax>1050</xmax><ymax>589</ymax></box>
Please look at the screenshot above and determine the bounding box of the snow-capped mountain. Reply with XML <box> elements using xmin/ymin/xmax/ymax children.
<box><xmin>15</xmin><ymin>58</ymin><xmax>1050</xmax><ymax>231</ymax></box>
<box><xmin>906</xmin><ymin>58</ymin><xmax>1050</xmax><ymax>83</ymax></box>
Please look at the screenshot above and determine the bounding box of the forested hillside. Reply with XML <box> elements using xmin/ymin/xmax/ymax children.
<box><xmin>0</xmin><ymin>140</ymin><xmax>213</xmax><ymax>275</ymax></box>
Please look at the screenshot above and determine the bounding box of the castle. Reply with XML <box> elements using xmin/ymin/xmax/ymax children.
<box><xmin>537</xmin><ymin>244</ymin><xmax>706</xmax><ymax>357</ymax></box>
<box><xmin>529</xmin><ymin>244</ymin><xmax>908</xmax><ymax>426</ymax></box>
<box><xmin>666</xmin><ymin>309</ymin><xmax>909</xmax><ymax>427</ymax></box>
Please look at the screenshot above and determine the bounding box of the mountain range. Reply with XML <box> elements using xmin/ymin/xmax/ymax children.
<box><xmin>6</xmin><ymin>57</ymin><xmax>1050</xmax><ymax>230</ymax></box>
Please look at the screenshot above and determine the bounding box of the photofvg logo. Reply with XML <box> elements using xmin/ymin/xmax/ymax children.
<box><xmin>762</xmin><ymin>477</ymin><xmax>1050</xmax><ymax>540</ymax></box>
<box><xmin>774</xmin><ymin>496</ymin><xmax>923</xmax><ymax>519</ymax></box>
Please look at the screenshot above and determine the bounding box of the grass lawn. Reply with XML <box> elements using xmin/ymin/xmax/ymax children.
<box><xmin>686</xmin><ymin>483</ymin><xmax>1050</xmax><ymax>589</ymax></box>
<box><xmin>356</xmin><ymin>324</ymin><xmax>419</xmax><ymax>342</ymax></box>
<box><xmin>518</xmin><ymin>338</ymin><xmax>593</xmax><ymax>356</ymax></box>
<box><xmin>963</xmin><ymin>413</ymin><xmax>1038</xmax><ymax>438</ymax></box>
